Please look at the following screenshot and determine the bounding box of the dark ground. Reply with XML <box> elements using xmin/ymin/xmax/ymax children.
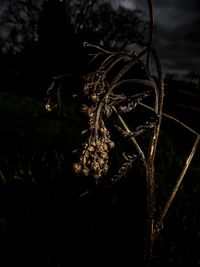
<box><xmin>0</xmin><ymin>66</ymin><xmax>200</xmax><ymax>266</ymax></box>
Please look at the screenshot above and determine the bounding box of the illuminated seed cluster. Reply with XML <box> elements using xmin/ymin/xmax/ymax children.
<box><xmin>73</xmin><ymin>69</ymin><xmax>115</xmax><ymax>184</ymax></box>
<box><xmin>73</xmin><ymin>135</ymin><xmax>114</xmax><ymax>184</ymax></box>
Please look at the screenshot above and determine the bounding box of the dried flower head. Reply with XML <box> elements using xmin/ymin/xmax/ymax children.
<box><xmin>73</xmin><ymin>134</ymin><xmax>114</xmax><ymax>184</ymax></box>
<box><xmin>72</xmin><ymin>68</ymin><xmax>117</xmax><ymax>184</ymax></box>
<box><xmin>72</xmin><ymin>43</ymin><xmax>157</xmax><ymax>184</ymax></box>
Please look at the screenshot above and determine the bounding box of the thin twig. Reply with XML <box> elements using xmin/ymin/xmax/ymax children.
<box><xmin>146</xmin><ymin>0</ymin><xmax>154</xmax><ymax>68</ymax></box>
<box><xmin>111</xmin><ymin>48</ymin><xmax>148</xmax><ymax>86</ymax></box>
<box><xmin>111</xmin><ymin>79</ymin><xmax>155</xmax><ymax>91</ymax></box>
<box><xmin>139</xmin><ymin>103</ymin><xmax>199</xmax><ymax>136</ymax></box>
<box><xmin>84</xmin><ymin>42</ymin><xmax>122</xmax><ymax>55</ymax></box>
<box><xmin>112</xmin><ymin>106</ymin><xmax>147</xmax><ymax>165</ymax></box>
<box><xmin>104</xmin><ymin>55</ymin><xmax>131</xmax><ymax>75</ymax></box>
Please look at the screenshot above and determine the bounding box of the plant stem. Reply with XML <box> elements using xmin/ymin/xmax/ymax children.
<box><xmin>146</xmin><ymin>0</ymin><xmax>154</xmax><ymax>68</ymax></box>
<box><xmin>138</xmin><ymin>103</ymin><xmax>199</xmax><ymax>136</ymax></box>
<box><xmin>155</xmin><ymin>134</ymin><xmax>200</xmax><ymax>236</ymax></box>
<box><xmin>112</xmin><ymin>106</ymin><xmax>146</xmax><ymax>165</ymax></box>
<box><xmin>144</xmin><ymin>56</ymin><xmax>164</xmax><ymax>266</ymax></box>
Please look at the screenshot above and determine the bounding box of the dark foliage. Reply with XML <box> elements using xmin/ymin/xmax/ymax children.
<box><xmin>68</xmin><ymin>1</ymin><xmax>147</xmax><ymax>50</ymax></box>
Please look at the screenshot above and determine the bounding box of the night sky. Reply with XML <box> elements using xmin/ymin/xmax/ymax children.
<box><xmin>0</xmin><ymin>0</ymin><xmax>200</xmax><ymax>75</ymax></box>
<box><xmin>118</xmin><ymin>0</ymin><xmax>200</xmax><ymax>75</ymax></box>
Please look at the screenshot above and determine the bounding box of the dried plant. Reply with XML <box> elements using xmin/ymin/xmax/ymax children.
<box><xmin>45</xmin><ymin>0</ymin><xmax>200</xmax><ymax>266</ymax></box>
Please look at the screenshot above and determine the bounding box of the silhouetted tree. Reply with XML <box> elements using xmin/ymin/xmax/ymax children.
<box><xmin>67</xmin><ymin>1</ymin><xmax>147</xmax><ymax>51</ymax></box>
<box><xmin>185</xmin><ymin>70</ymin><xmax>200</xmax><ymax>82</ymax></box>
<box><xmin>0</xmin><ymin>0</ymin><xmax>147</xmax><ymax>89</ymax></box>
<box><xmin>35</xmin><ymin>0</ymin><xmax>90</xmax><ymax>99</ymax></box>
<box><xmin>0</xmin><ymin>0</ymin><xmax>147</xmax><ymax>54</ymax></box>
<box><xmin>0</xmin><ymin>0</ymin><xmax>42</xmax><ymax>54</ymax></box>
<box><xmin>38</xmin><ymin>0</ymin><xmax>85</xmax><ymax>77</ymax></box>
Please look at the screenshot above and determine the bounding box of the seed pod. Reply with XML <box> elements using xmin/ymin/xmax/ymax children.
<box><xmin>103</xmin><ymin>164</ymin><xmax>109</xmax><ymax>174</ymax></box>
<box><xmin>108</xmin><ymin>141</ymin><xmax>115</xmax><ymax>149</ymax></box>
<box><xmin>95</xmin><ymin>139</ymin><xmax>101</xmax><ymax>147</ymax></box>
<box><xmin>87</xmin><ymin>159</ymin><xmax>91</xmax><ymax>165</ymax></box>
<box><xmin>82</xmin><ymin>168</ymin><xmax>90</xmax><ymax>177</ymax></box>
<box><xmin>103</xmin><ymin>143</ymin><xmax>108</xmax><ymax>151</ymax></box>
<box><xmin>98</xmin><ymin>158</ymin><xmax>105</xmax><ymax>166</ymax></box>
<box><xmin>101</xmin><ymin>152</ymin><xmax>108</xmax><ymax>160</ymax></box>
<box><xmin>84</xmin><ymin>142</ymin><xmax>89</xmax><ymax>149</ymax></box>
<box><xmin>83</xmin><ymin>150</ymin><xmax>90</xmax><ymax>158</ymax></box>
<box><xmin>103</xmin><ymin>127</ymin><xmax>108</xmax><ymax>133</ymax></box>
<box><xmin>83</xmin><ymin>83</ymin><xmax>88</xmax><ymax>91</ymax></box>
<box><xmin>90</xmin><ymin>141</ymin><xmax>96</xmax><ymax>147</ymax></box>
<box><xmin>100</xmin><ymin>127</ymin><xmax>105</xmax><ymax>134</ymax></box>
<box><xmin>91</xmin><ymin>161</ymin><xmax>100</xmax><ymax>172</ymax></box>
<box><xmin>87</xmin><ymin>110</ymin><xmax>94</xmax><ymax>118</ymax></box>
<box><xmin>98</xmin><ymin>143</ymin><xmax>104</xmax><ymax>152</ymax></box>
<box><xmin>73</xmin><ymin>163</ymin><xmax>82</xmax><ymax>174</ymax></box>
<box><xmin>90</xmin><ymin>94</ymin><xmax>98</xmax><ymax>102</ymax></box>
<box><xmin>45</xmin><ymin>104</ymin><xmax>52</xmax><ymax>112</ymax></box>
<box><xmin>88</xmin><ymin>146</ymin><xmax>95</xmax><ymax>152</ymax></box>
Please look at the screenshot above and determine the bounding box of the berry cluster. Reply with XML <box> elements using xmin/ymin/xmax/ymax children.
<box><xmin>73</xmin><ymin>70</ymin><xmax>115</xmax><ymax>184</ymax></box>
<box><xmin>73</xmin><ymin>135</ymin><xmax>114</xmax><ymax>184</ymax></box>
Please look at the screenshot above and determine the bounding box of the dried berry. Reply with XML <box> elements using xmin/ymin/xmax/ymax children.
<box><xmin>82</xmin><ymin>168</ymin><xmax>90</xmax><ymax>177</ymax></box>
<box><xmin>90</xmin><ymin>94</ymin><xmax>99</xmax><ymax>102</ymax></box>
<box><xmin>108</xmin><ymin>141</ymin><xmax>115</xmax><ymax>149</ymax></box>
<box><xmin>73</xmin><ymin>163</ymin><xmax>82</xmax><ymax>174</ymax></box>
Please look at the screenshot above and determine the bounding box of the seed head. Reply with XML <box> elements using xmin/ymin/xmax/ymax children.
<box><xmin>73</xmin><ymin>163</ymin><xmax>82</xmax><ymax>174</ymax></box>
<box><xmin>82</xmin><ymin>168</ymin><xmax>90</xmax><ymax>177</ymax></box>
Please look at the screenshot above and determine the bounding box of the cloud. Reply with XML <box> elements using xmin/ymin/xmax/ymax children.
<box><xmin>119</xmin><ymin>0</ymin><xmax>135</xmax><ymax>10</ymax></box>
<box><xmin>131</xmin><ymin>0</ymin><xmax>200</xmax><ymax>73</ymax></box>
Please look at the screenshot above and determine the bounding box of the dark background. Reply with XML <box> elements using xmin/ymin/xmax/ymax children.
<box><xmin>0</xmin><ymin>0</ymin><xmax>199</xmax><ymax>266</ymax></box>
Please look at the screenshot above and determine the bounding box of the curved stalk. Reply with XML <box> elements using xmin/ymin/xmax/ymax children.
<box><xmin>155</xmin><ymin>134</ymin><xmax>200</xmax><ymax>236</ymax></box>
